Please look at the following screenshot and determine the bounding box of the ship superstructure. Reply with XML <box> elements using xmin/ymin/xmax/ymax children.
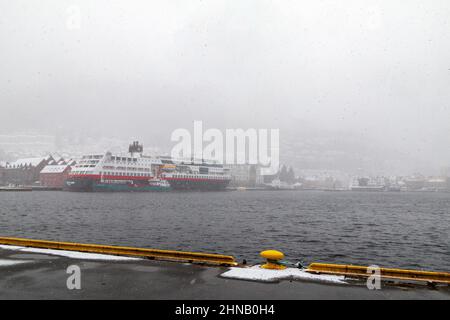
<box><xmin>65</xmin><ymin>142</ymin><xmax>170</xmax><ymax>192</ymax></box>
<box><xmin>161</xmin><ymin>157</ymin><xmax>231</xmax><ymax>191</ymax></box>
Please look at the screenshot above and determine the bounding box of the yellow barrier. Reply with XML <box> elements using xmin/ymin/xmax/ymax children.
<box><xmin>306</xmin><ymin>263</ymin><xmax>450</xmax><ymax>284</ymax></box>
<box><xmin>0</xmin><ymin>237</ymin><xmax>238</xmax><ymax>267</ymax></box>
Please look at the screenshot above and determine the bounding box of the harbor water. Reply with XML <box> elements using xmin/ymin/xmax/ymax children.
<box><xmin>0</xmin><ymin>190</ymin><xmax>449</xmax><ymax>271</ymax></box>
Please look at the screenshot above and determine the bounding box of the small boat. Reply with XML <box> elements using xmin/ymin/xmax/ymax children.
<box><xmin>0</xmin><ymin>186</ymin><xmax>33</xmax><ymax>192</ymax></box>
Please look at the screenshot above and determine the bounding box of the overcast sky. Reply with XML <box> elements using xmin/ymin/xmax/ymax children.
<box><xmin>1</xmin><ymin>0</ymin><xmax>449</xmax><ymax>173</ymax></box>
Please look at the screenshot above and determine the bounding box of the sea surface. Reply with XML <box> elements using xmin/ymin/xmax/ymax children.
<box><xmin>0</xmin><ymin>190</ymin><xmax>449</xmax><ymax>271</ymax></box>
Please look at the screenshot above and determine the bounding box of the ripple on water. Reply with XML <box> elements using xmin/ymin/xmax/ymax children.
<box><xmin>0</xmin><ymin>191</ymin><xmax>449</xmax><ymax>271</ymax></box>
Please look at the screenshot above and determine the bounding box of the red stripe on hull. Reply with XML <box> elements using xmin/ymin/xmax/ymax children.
<box><xmin>164</xmin><ymin>177</ymin><xmax>231</xmax><ymax>183</ymax></box>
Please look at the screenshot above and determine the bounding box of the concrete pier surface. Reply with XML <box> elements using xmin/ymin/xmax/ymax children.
<box><xmin>0</xmin><ymin>248</ymin><xmax>449</xmax><ymax>300</ymax></box>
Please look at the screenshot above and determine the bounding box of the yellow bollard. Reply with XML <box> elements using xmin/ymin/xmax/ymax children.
<box><xmin>260</xmin><ymin>250</ymin><xmax>286</xmax><ymax>270</ymax></box>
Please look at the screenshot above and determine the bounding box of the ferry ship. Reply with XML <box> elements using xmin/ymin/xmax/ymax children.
<box><xmin>350</xmin><ymin>177</ymin><xmax>385</xmax><ymax>192</ymax></box>
<box><xmin>160</xmin><ymin>158</ymin><xmax>231</xmax><ymax>191</ymax></box>
<box><xmin>65</xmin><ymin>142</ymin><xmax>170</xmax><ymax>192</ymax></box>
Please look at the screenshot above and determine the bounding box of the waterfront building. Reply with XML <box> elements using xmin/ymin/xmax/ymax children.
<box><xmin>424</xmin><ymin>177</ymin><xmax>448</xmax><ymax>192</ymax></box>
<box><xmin>0</xmin><ymin>165</ymin><xmax>5</xmax><ymax>186</ymax></box>
<box><xmin>225</xmin><ymin>164</ymin><xmax>264</xmax><ymax>187</ymax></box>
<box><xmin>263</xmin><ymin>173</ymin><xmax>278</xmax><ymax>184</ymax></box>
<box><xmin>3</xmin><ymin>156</ymin><xmax>54</xmax><ymax>186</ymax></box>
<box><xmin>39</xmin><ymin>164</ymin><xmax>73</xmax><ymax>188</ymax></box>
<box><xmin>403</xmin><ymin>176</ymin><xmax>426</xmax><ymax>191</ymax></box>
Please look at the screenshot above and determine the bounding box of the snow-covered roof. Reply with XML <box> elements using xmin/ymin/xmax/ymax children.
<box><xmin>9</xmin><ymin>157</ymin><xmax>48</xmax><ymax>167</ymax></box>
<box><xmin>40</xmin><ymin>164</ymin><xmax>71</xmax><ymax>174</ymax></box>
<box><xmin>66</xmin><ymin>159</ymin><xmax>77</xmax><ymax>166</ymax></box>
<box><xmin>52</xmin><ymin>156</ymin><xmax>63</xmax><ymax>163</ymax></box>
<box><xmin>427</xmin><ymin>178</ymin><xmax>446</xmax><ymax>183</ymax></box>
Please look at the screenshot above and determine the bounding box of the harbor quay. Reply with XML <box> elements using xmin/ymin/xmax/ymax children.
<box><xmin>0</xmin><ymin>243</ymin><xmax>449</xmax><ymax>300</ymax></box>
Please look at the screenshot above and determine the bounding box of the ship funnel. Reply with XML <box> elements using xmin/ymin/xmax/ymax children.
<box><xmin>129</xmin><ymin>141</ymin><xmax>143</xmax><ymax>156</ymax></box>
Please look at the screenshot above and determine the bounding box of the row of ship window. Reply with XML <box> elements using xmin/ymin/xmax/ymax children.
<box><xmin>101</xmin><ymin>172</ymin><xmax>152</xmax><ymax>177</ymax></box>
<box><xmin>78</xmin><ymin>160</ymin><xmax>99</xmax><ymax>165</ymax></box>
<box><xmin>72</xmin><ymin>171</ymin><xmax>151</xmax><ymax>177</ymax></box>
<box><xmin>105</xmin><ymin>159</ymin><xmax>156</xmax><ymax>164</ymax></box>
<box><xmin>103</xmin><ymin>166</ymin><xmax>151</xmax><ymax>172</ymax></box>
<box><xmin>171</xmin><ymin>174</ymin><xmax>225</xmax><ymax>179</ymax></box>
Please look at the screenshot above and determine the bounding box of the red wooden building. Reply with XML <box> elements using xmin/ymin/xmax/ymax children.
<box><xmin>39</xmin><ymin>164</ymin><xmax>72</xmax><ymax>188</ymax></box>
